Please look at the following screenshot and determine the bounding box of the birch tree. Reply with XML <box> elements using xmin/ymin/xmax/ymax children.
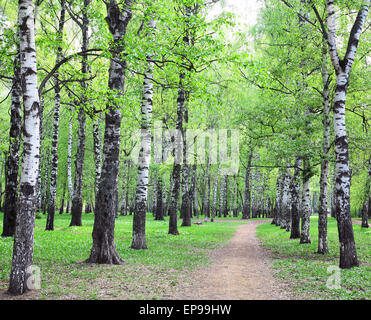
<box><xmin>325</xmin><ymin>0</ymin><xmax>369</xmax><ymax>268</ymax></box>
<box><xmin>8</xmin><ymin>0</ymin><xmax>41</xmax><ymax>295</ymax></box>
<box><xmin>2</xmin><ymin>42</ymin><xmax>22</xmax><ymax>237</ymax></box>
<box><xmin>85</xmin><ymin>0</ymin><xmax>133</xmax><ymax>264</ymax></box>
<box><xmin>131</xmin><ymin>12</ymin><xmax>156</xmax><ymax>250</ymax></box>
<box><xmin>46</xmin><ymin>0</ymin><xmax>67</xmax><ymax>231</ymax></box>
<box><xmin>317</xmin><ymin>39</ymin><xmax>331</xmax><ymax>253</ymax></box>
<box><xmin>290</xmin><ymin>157</ymin><xmax>302</xmax><ymax>239</ymax></box>
<box><xmin>69</xmin><ymin>0</ymin><xmax>91</xmax><ymax>227</ymax></box>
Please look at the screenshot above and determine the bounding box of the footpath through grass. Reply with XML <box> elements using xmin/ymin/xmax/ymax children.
<box><xmin>0</xmin><ymin>212</ymin><xmax>246</xmax><ymax>300</ymax></box>
<box><xmin>256</xmin><ymin>217</ymin><xmax>371</xmax><ymax>300</ymax></box>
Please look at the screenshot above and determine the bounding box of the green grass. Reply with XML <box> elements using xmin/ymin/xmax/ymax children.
<box><xmin>0</xmin><ymin>212</ymin><xmax>247</xmax><ymax>300</ymax></box>
<box><xmin>256</xmin><ymin>217</ymin><xmax>371</xmax><ymax>300</ymax></box>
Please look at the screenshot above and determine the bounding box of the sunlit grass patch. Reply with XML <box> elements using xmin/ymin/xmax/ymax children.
<box><xmin>0</xmin><ymin>212</ymin><xmax>245</xmax><ymax>299</ymax></box>
<box><xmin>256</xmin><ymin>217</ymin><xmax>371</xmax><ymax>300</ymax></box>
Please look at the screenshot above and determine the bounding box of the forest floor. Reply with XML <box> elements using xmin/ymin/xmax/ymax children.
<box><xmin>0</xmin><ymin>214</ymin><xmax>368</xmax><ymax>300</ymax></box>
<box><xmin>172</xmin><ymin>220</ymin><xmax>293</xmax><ymax>300</ymax></box>
<box><xmin>257</xmin><ymin>217</ymin><xmax>370</xmax><ymax>300</ymax></box>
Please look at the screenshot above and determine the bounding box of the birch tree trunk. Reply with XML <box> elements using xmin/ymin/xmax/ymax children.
<box><xmin>41</xmin><ymin>149</ymin><xmax>50</xmax><ymax>215</ymax></box>
<box><xmin>290</xmin><ymin>158</ymin><xmax>302</xmax><ymax>239</ymax></box>
<box><xmin>211</xmin><ymin>155</ymin><xmax>222</xmax><ymax>222</ymax></box>
<box><xmin>317</xmin><ymin>41</ymin><xmax>331</xmax><ymax>253</ymax></box>
<box><xmin>361</xmin><ymin>157</ymin><xmax>370</xmax><ymax>228</ymax></box>
<box><xmin>70</xmin><ymin>0</ymin><xmax>90</xmax><ymax>227</ymax></box>
<box><xmin>2</xmin><ymin>45</ymin><xmax>22</xmax><ymax>237</ymax></box>
<box><xmin>242</xmin><ymin>153</ymin><xmax>253</xmax><ymax>219</ymax></box>
<box><xmin>155</xmin><ymin>178</ymin><xmax>164</xmax><ymax>220</ymax></box>
<box><xmin>120</xmin><ymin>160</ymin><xmax>128</xmax><ymax>216</ymax></box>
<box><xmin>325</xmin><ymin>0</ymin><xmax>369</xmax><ymax>267</ymax></box>
<box><xmin>46</xmin><ymin>0</ymin><xmax>66</xmax><ymax>230</ymax></box>
<box><xmin>168</xmin><ymin>75</ymin><xmax>185</xmax><ymax>235</ymax></box>
<box><xmin>218</xmin><ymin>175</ymin><xmax>224</xmax><ymax>218</ymax></box>
<box><xmin>280</xmin><ymin>166</ymin><xmax>291</xmax><ymax>230</ymax></box>
<box><xmin>203</xmin><ymin>153</ymin><xmax>211</xmax><ymax>218</ymax></box>
<box><xmin>272</xmin><ymin>171</ymin><xmax>283</xmax><ymax>225</ymax></box>
<box><xmin>59</xmin><ymin>178</ymin><xmax>67</xmax><ymax>214</ymax></box>
<box><xmin>8</xmin><ymin>0</ymin><xmax>40</xmax><ymax>295</ymax></box>
<box><xmin>93</xmin><ymin>115</ymin><xmax>102</xmax><ymax>200</ymax></box>
<box><xmin>222</xmin><ymin>175</ymin><xmax>228</xmax><ymax>217</ymax></box>
<box><xmin>300</xmin><ymin>159</ymin><xmax>311</xmax><ymax>244</ymax></box>
<box><xmin>181</xmin><ymin>127</ymin><xmax>192</xmax><ymax>227</ymax></box>
<box><xmin>131</xmin><ymin>16</ymin><xmax>156</xmax><ymax>250</ymax></box>
<box><xmin>0</xmin><ymin>154</ymin><xmax>3</xmax><ymax>211</ymax></box>
<box><xmin>67</xmin><ymin>107</ymin><xmax>73</xmax><ymax>203</ymax></box>
<box><xmin>191</xmin><ymin>163</ymin><xmax>199</xmax><ymax>218</ymax></box>
<box><xmin>85</xmin><ymin>0</ymin><xmax>132</xmax><ymax>264</ymax></box>
<box><xmin>232</xmin><ymin>173</ymin><xmax>238</xmax><ymax>217</ymax></box>
<box><xmin>155</xmin><ymin>121</ymin><xmax>167</xmax><ymax>220</ymax></box>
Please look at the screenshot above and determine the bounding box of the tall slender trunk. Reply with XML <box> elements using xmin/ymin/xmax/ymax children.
<box><xmin>67</xmin><ymin>105</ymin><xmax>74</xmax><ymax>200</ymax></box>
<box><xmin>280</xmin><ymin>166</ymin><xmax>291</xmax><ymax>230</ymax></box>
<box><xmin>93</xmin><ymin>115</ymin><xmax>102</xmax><ymax>200</ymax></box>
<box><xmin>155</xmin><ymin>178</ymin><xmax>164</xmax><ymax>220</ymax></box>
<box><xmin>70</xmin><ymin>0</ymin><xmax>90</xmax><ymax>227</ymax></box>
<box><xmin>242</xmin><ymin>153</ymin><xmax>253</xmax><ymax>219</ymax></box>
<box><xmin>203</xmin><ymin>153</ymin><xmax>211</xmax><ymax>218</ymax></box>
<box><xmin>46</xmin><ymin>0</ymin><xmax>66</xmax><ymax>230</ymax></box>
<box><xmin>155</xmin><ymin>121</ymin><xmax>166</xmax><ymax>220</ymax></box>
<box><xmin>35</xmin><ymin>96</ymin><xmax>44</xmax><ymax>212</ymax></box>
<box><xmin>168</xmin><ymin>75</ymin><xmax>185</xmax><ymax>235</ymax></box>
<box><xmin>300</xmin><ymin>158</ymin><xmax>311</xmax><ymax>244</ymax></box>
<box><xmin>8</xmin><ymin>0</ymin><xmax>40</xmax><ymax>295</ymax></box>
<box><xmin>168</xmin><ymin>5</ymin><xmax>192</xmax><ymax>233</ymax></box>
<box><xmin>85</xmin><ymin>0</ymin><xmax>132</xmax><ymax>264</ymax></box>
<box><xmin>0</xmin><ymin>154</ymin><xmax>3</xmax><ymax>211</ymax></box>
<box><xmin>361</xmin><ymin>157</ymin><xmax>370</xmax><ymax>228</ymax></box>
<box><xmin>181</xmin><ymin>126</ymin><xmax>191</xmax><ymax>226</ymax></box>
<box><xmin>41</xmin><ymin>148</ymin><xmax>50</xmax><ymax>215</ymax></box>
<box><xmin>59</xmin><ymin>178</ymin><xmax>67</xmax><ymax>214</ymax></box>
<box><xmin>232</xmin><ymin>173</ymin><xmax>238</xmax><ymax>217</ymax></box>
<box><xmin>272</xmin><ymin>171</ymin><xmax>283</xmax><ymax>225</ymax></box>
<box><xmin>217</xmin><ymin>175</ymin><xmax>223</xmax><ymax>218</ymax></box>
<box><xmin>317</xmin><ymin>42</ymin><xmax>331</xmax><ymax>253</ymax></box>
<box><xmin>2</xmin><ymin>44</ymin><xmax>22</xmax><ymax>237</ymax></box>
<box><xmin>211</xmin><ymin>155</ymin><xmax>222</xmax><ymax>222</ymax></box>
<box><xmin>290</xmin><ymin>158</ymin><xmax>302</xmax><ymax>239</ymax></box>
<box><xmin>125</xmin><ymin>161</ymin><xmax>131</xmax><ymax>216</ymax></box>
<box><xmin>325</xmin><ymin>0</ymin><xmax>369</xmax><ymax>267</ymax></box>
<box><xmin>131</xmin><ymin>16</ymin><xmax>156</xmax><ymax>249</ymax></box>
<box><xmin>191</xmin><ymin>163</ymin><xmax>199</xmax><ymax>218</ymax></box>
<box><xmin>120</xmin><ymin>160</ymin><xmax>128</xmax><ymax>216</ymax></box>
<box><xmin>224</xmin><ymin>175</ymin><xmax>229</xmax><ymax>217</ymax></box>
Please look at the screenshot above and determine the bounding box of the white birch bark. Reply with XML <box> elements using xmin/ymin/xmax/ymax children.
<box><xmin>131</xmin><ymin>17</ymin><xmax>156</xmax><ymax>249</ymax></box>
<box><xmin>93</xmin><ymin>114</ymin><xmax>102</xmax><ymax>199</ymax></box>
<box><xmin>281</xmin><ymin>166</ymin><xmax>292</xmax><ymax>230</ymax></box>
<box><xmin>325</xmin><ymin>0</ymin><xmax>369</xmax><ymax>268</ymax></box>
<box><xmin>67</xmin><ymin>107</ymin><xmax>73</xmax><ymax>201</ymax></box>
<box><xmin>290</xmin><ymin>157</ymin><xmax>302</xmax><ymax>239</ymax></box>
<box><xmin>317</xmin><ymin>40</ymin><xmax>331</xmax><ymax>253</ymax></box>
<box><xmin>2</xmin><ymin>43</ymin><xmax>22</xmax><ymax>237</ymax></box>
<box><xmin>86</xmin><ymin>0</ymin><xmax>133</xmax><ymax>264</ymax></box>
<box><xmin>9</xmin><ymin>0</ymin><xmax>40</xmax><ymax>295</ymax></box>
<box><xmin>46</xmin><ymin>0</ymin><xmax>66</xmax><ymax>230</ymax></box>
<box><xmin>300</xmin><ymin>159</ymin><xmax>311</xmax><ymax>244</ymax></box>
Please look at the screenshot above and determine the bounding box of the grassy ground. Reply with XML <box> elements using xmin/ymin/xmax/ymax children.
<box><xmin>0</xmin><ymin>212</ymin><xmax>246</xmax><ymax>300</ymax></box>
<box><xmin>256</xmin><ymin>217</ymin><xmax>371</xmax><ymax>300</ymax></box>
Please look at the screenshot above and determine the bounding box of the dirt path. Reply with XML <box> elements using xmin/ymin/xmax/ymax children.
<box><xmin>174</xmin><ymin>220</ymin><xmax>293</xmax><ymax>300</ymax></box>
